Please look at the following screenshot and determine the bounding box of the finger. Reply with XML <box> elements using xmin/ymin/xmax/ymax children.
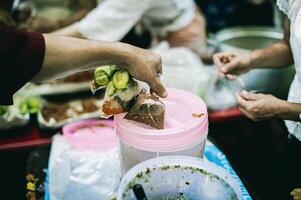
<box><xmin>241</xmin><ymin>90</ymin><xmax>264</xmax><ymax>101</ymax></box>
<box><xmin>238</xmin><ymin>106</ymin><xmax>251</xmax><ymax>118</ymax></box>
<box><xmin>149</xmin><ymin>77</ymin><xmax>167</xmax><ymax>98</ymax></box>
<box><xmin>225</xmin><ymin>74</ymin><xmax>237</xmax><ymax>80</ymax></box>
<box><xmin>213</xmin><ymin>54</ymin><xmax>224</xmax><ymax>68</ymax></box>
<box><xmin>235</xmin><ymin>93</ymin><xmax>249</xmax><ymax>110</ymax></box>
<box><xmin>220</xmin><ymin>60</ymin><xmax>238</xmax><ymax>74</ymax></box>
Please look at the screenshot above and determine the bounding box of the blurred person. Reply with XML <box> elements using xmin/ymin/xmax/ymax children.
<box><xmin>25</xmin><ymin>0</ymin><xmax>97</xmax><ymax>33</ymax></box>
<box><xmin>52</xmin><ymin>0</ymin><xmax>212</xmax><ymax>61</ymax></box>
<box><xmin>213</xmin><ymin>0</ymin><xmax>301</xmax><ymax>199</ymax></box>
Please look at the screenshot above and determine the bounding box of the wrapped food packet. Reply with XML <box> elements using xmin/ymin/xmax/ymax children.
<box><xmin>124</xmin><ymin>91</ymin><xmax>165</xmax><ymax>129</ymax></box>
<box><xmin>91</xmin><ymin>65</ymin><xmax>140</xmax><ymax>118</ymax></box>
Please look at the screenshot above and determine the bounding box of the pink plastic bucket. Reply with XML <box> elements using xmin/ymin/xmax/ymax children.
<box><xmin>114</xmin><ymin>88</ymin><xmax>208</xmax><ymax>172</ymax></box>
<box><xmin>62</xmin><ymin>119</ymin><xmax>118</xmax><ymax>150</ymax></box>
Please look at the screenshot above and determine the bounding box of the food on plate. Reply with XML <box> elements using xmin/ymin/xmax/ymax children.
<box><xmin>124</xmin><ymin>91</ymin><xmax>165</xmax><ymax>129</ymax></box>
<box><xmin>18</xmin><ymin>97</ymin><xmax>41</xmax><ymax>115</ymax></box>
<box><xmin>41</xmin><ymin>97</ymin><xmax>100</xmax><ymax>123</ymax></box>
<box><xmin>48</xmin><ymin>70</ymin><xmax>94</xmax><ymax>84</ymax></box>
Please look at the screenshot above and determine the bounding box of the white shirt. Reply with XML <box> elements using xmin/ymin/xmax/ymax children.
<box><xmin>277</xmin><ymin>0</ymin><xmax>301</xmax><ymax>141</ymax></box>
<box><xmin>75</xmin><ymin>0</ymin><xmax>195</xmax><ymax>41</ymax></box>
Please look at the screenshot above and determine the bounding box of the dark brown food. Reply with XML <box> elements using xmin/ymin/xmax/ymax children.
<box><xmin>192</xmin><ymin>113</ymin><xmax>205</xmax><ymax>118</ymax></box>
<box><xmin>41</xmin><ymin>97</ymin><xmax>99</xmax><ymax>122</ymax></box>
<box><xmin>49</xmin><ymin>70</ymin><xmax>94</xmax><ymax>84</ymax></box>
<box><xmin>124</xmin><ymin>92</ymin><xmax>165</xmax><ymax>129</ymax></box>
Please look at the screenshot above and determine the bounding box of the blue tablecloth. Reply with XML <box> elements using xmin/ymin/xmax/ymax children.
<box><xmin>45</xmin><ymin>140</ymin><xmax>252</xmax><ymax>200</ymax></box>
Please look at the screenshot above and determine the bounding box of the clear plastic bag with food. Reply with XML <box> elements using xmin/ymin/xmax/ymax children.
<box><xmin>124</xmin><ymin>91</ymin><xmax>165</xmax><ymax>129</ymax></box>
<box><xmin>91</xmin><ymin>65</ymin><xmax>140</xmax><ymax>118</ymax></box>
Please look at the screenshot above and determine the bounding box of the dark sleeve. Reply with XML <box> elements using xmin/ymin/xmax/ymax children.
<box><xmin>0</xmin><ymin>27</ymin><xmax>45</xmax><ymax>105</ymax></box>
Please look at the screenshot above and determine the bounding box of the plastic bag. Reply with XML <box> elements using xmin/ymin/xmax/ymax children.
<box><xmin>91</xmin><ymin>65</ymin><xmax>140</xmax><ymax>118</ymax></box>
<box><xmin>124</xmin><ymin>91</ymin><xmax>165</xmax><ymax>129</ymax></box>
<box><xmin>49</xmin><ymin>134</ymin><xmax>121</xmax><ymax>200</ymax></box>
<box><xmin>203</xmin><ymin>66</ymin><xmax>244</xmax><ymax>111</ymax></box>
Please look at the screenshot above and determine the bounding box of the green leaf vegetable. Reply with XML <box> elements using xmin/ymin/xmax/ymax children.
<box><xmin>18</xmin><ymin>97</ymin><xmax>41</xmax><ymax>115</ymax></box>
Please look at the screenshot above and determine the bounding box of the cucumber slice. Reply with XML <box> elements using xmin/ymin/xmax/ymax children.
<box><xmin>94</xmin><ymin>73</ymin><xmax>109</xmax><ymax>87</ymax></box>
<box><xmin>112</xmin><ymin>70</ymin><xmax>130</xmax><ymax>89</ymax></box>
<box><xmin>94</xmin><ymin>65</ymin><xmax>116</xmax><ymax>87</ymax></box>
<box><xmin>106</xmin><ymin>81</ymin><xmax>117</xmax><ymax>96</ymax></box>
<box><xmin>27</xmin><ymin>97</ymin><xmax>41</xmax><ymax>113</ymax></box>
<box><xmin>18</xmin><ymin>97</ymin><xmax>41</xmax><ymax>114</ymax></box>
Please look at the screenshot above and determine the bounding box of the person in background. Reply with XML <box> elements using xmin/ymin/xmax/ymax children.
<box><xmin>51</xmin><ymin>0</ymin><xmax>212</xmax><ymax>62</ymax></box>
<box><xmin>25</xmin><ymin>0</ymin><xmax>97</xmax><ymax>33</ymax></box>
<box><xmin>213</xmin><ymin>0</ymin><xmax>301</xmax><ymax>199</ymax></box>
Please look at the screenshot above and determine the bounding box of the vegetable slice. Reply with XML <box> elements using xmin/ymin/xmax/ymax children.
<box><xmin>112</xmin><ymin>70</ymin><xmax>130</xmax><ymax>89</ymax></box>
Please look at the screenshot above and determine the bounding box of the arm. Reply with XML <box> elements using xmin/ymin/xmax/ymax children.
<box><xmin>250</xmin><ymin>17</ymin><xmax>294</xmax><ymax>69</ymax></box>
<box><xmin>34</xmin><ymin>34</ymin><xmax>166</xmax><ymax>97</ymax></box>
<box><xmin>236</xmin><ymin>92</ymin><xmax>301</xmax><ymax>122</ymax></box>
<box><xmin>52</xmin><ymin>0</ymin><xmax>150</xmax><ymax>41</ymax></box>
<box><xmin>213</xmin><ymin>17</ymin><xmax>294</xmax><ymax>75</ymax></box>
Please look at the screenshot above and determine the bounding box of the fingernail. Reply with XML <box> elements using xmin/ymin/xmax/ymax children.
<box><xmin>162</xmin><ymin>91</ymin><xmax>168</xmax><ymax>98</ymax></box>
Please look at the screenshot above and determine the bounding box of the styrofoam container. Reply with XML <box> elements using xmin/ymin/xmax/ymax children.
<box><xmin>115</xmin><ymin>88</ymin><xmax>208</xmax><ymax>172</ymax></box>
<box><xmin>117</xmin><ymin>156</ymin><xmax>242</xmax><ymax>200</ymax></box>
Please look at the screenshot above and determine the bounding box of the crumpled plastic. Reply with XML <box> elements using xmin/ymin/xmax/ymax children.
<box><xmin>49</xmin><ymin>135</ymin><xmax>121</xmax><ymax>200</ymax></box>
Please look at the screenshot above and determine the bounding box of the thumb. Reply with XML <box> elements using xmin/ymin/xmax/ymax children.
<box><xmin>220</xmin><ymin>59</ymin><xmax>239</xmax><ymax>74</ymax></box>
<box><xmin>149</xmin><ymin>78</ymin><xmax>167</xmax><ymax>98</ymax></box>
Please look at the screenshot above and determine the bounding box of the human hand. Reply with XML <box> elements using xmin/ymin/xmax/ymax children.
<box><xmin>213</xmin><ymin>52</ymin><xmax>252</xmax><ymax>78</ymax></box>
<box><xmin>123</xmin><ymin>47</ymin><xmax>167</xmax><ymax>98</ymax></box>
<box><xmin>235</xmin><ymin>91</ymin><xmax>286</xmax><ymax>121</ymax></box>
<box><xmin>291</xmin><ymin>188</ymin><xmax>301</xmax><ymax>200</ymax></box>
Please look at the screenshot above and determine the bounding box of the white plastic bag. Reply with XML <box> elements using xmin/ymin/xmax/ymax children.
<box><xmin>49</xmin><ymin>135</ymin><xmax>121</xmax><ymax>200</ymax></box>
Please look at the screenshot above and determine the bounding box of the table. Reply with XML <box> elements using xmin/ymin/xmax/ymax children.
<box><xmin>0</xmin><ymin>108</ymin><xmax>243</xmax><ymax>152</ymax></box>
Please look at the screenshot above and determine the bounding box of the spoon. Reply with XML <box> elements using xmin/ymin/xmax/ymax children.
<box><xmin>133</xmin><ymin>184</ymin><xmax>148</xmax><ymax>200</ymax></box>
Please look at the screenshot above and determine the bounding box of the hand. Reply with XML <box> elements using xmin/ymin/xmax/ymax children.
<box><xmin>213</xmin><ymin>52</ymin><xmax>252</xmax><ymax>77</ymax></box>
<box><xmin>123</xmin><ymin>47</ymin><xmax>167</xmax><ymax>98</ymax></box>
<box><xmin>291</xmin><ymin>188</ymin><xmax>301</xmax><ymax>200</ymax></box>
<box><xmin>235</xmin><ymin>91</ymin><xmax>286</xmax><ymax>121</ymax></box>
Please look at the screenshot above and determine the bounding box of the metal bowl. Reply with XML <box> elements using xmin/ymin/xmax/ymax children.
<box><xmin>213</xmin><ymin>26</ymin><xmax>295</xmax><ymax>98</ymax></box>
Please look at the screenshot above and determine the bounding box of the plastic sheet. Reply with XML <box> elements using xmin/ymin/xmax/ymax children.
<box><xmin>49</xmin><ymin>135</ymin><xmax>121</xmax><ymax>200</ymax></box>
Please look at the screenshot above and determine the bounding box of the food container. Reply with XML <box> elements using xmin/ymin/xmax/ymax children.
<box><xmin>212</xmin><ymin>26</ymin><xmax>295</xmax><ymax>98</ymax></box>
<box><xmin>0</xmin><ymin>106</ymin><xmax>30</xmax><ymax>130</ymax></box>
<box><xmin>117</xmin><ymin>156</ymin><xmax>242</xmax><ymax>200</ymax></box>
<box><xmin>38</xmin><ymin>97</ymin><xmax>101</xmax><ymax>129</ymax></box>
<box><xmin>23</xmin><ymin>71</ymin><xmax>93</xmax><ymax>96</ymax></box>
<box><xmin>115</xmin><ymin>88</ymin><xmax>208</xmax><ymax>172</ymax></box>
<box><xmin>49</xmin><ymin>120</ymin><xmax>121</xmax><ymax>200</ymax></box>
